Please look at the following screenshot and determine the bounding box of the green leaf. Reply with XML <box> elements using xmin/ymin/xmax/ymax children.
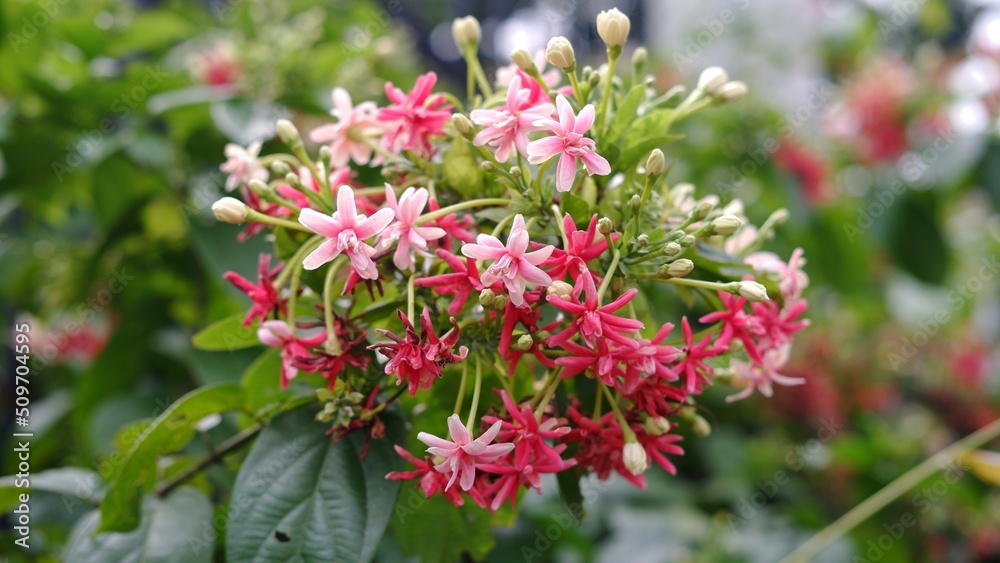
<box><xmin>241</xmin><ymin>349</ymin><xmax>289</xmax><ymax>413</ymax></box>
<box><xmin>886</xmin><ymin>193</ymin><xmax>949</xmax><ymax>285</ymax></box>
<box><xmin>391</xmin><ymin>494</ymin><xmax>496</xmax><ymax>563</ymax></box>
<box><xmin>0</xmin><ymin>468</ymin><xmax>102</xmax><ymax>514</ymax></box>
<box><xmin>98</xmin><ymin>384</ymin><xmax>246</xmax><ymax>533</ymax></box>
<box><xmin>556</xmin><ymin>470</ymin><xmax>586</xmax><ymax>524</ymax></box>
<box><xmin>619</xmin><ymin>109</ymin><xmax>682</xmax><ymax>170</ymax></box>
<box><xmin>561</xmin><ymin>192</ymin><xmax>592</xmax><ymax>226</ymax></box>
<box><xmin>226</xmin><ymin>405</ymin><xmax>404</xmax><ymax>563</ymax></box>
<box><xmin>605</xmin><ymin>83</ymin><xmax>647</xmax><ymax>146</ymax></box>
<box><xmin>65</xmin><ymin>487</ymin><xmax>213</xmax><ymax>563</ymax></box>
<box><xmin>442</xmin><ymin>137</ymin><xmax>487</xmax><ymax>198</ymax></box>
<box><xmin>192</xmin><ymin>312</ymin><xmax>260</xmax><ymax>351</ymax></box>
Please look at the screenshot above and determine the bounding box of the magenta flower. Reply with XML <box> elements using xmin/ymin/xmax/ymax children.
<box><xmin>414</xmin><ymin>249</ymin><xmax>484</xmax><ymax>316</ymax></box>
<box><xmin>725</xmin><ymin>344</ymin><xmax>804</xmax><ymax>402</ymax></box>
<box><xmin>376</xmin><ymin>185</ymin><xmax>446</xmax><ymax>270</ymax></box>
<box><xmin>675</xmin><ymin>317</ymin><xmax>723</xmax><ymax>394</ymax></box>
<box><xmin>526</xmin><ymin>95</ymin><xmax>611</xmax><ymax>192</ymax></box>
<box><xmin>417</xmin><ymin>414</ymin><xmax>515</xmax><ymax>491</ymax></box>
<box><xmin>460</xmin><ymin>214</ymin><xmax>554</xmax><ymax>307</ymax></box>
<box><xmin>546</xmin><ymin>271</ymin><xmax>644</xmax><ymax>349</ymax></box>
<box><xmin>297</xmin><ymin>185</ymin><xmax>395</xmax><ymax>279</ymax></box>
<box><xmin>257</xmin><ymin>320</ymin><xmax>325</xmax><ymax>389</ymax></box>
<box><xmin>223</xmin><ymin>254</ymin><xmax>286</xmax><ymax>327</ymax></box>
<box><xmin>309</xmin><ymin>88</ymin><xmax>382</xmax><ymax>168</ymax></box>
<box><xmin>220</xmin><ymin>142</ymin><xmax>267</xmax><ymax>191</ymax></box>
<box><xmin>369</xmin><ymin>308</ymin><xmax>468</xmax><ymax>396</ymax></box>
<box><xmin>541</xmin><ymin>214</ymin><xmax>615</xmax><ymax>282</ymax></box>
<box><xmin>470</xmin><ymin>74</ymin><xmax>555</xmax><ymax>162</ymax></box>
<box><xmin>378</xmin><ymin>72</ymin><xmax>452</xmax><ymax>157</ymax></box>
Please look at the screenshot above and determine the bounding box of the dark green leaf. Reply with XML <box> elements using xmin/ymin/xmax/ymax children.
<box><xmin>98</xmin><ymin>384</ymin><xmax>246</xmax><ymax>533</ymax></box>
<box><xmin>561</xmin><ymin>192</ymin><xmax>592</xmax><ymax>226</ymax></box>
<box><xmin>226</xmin><ymin>405</ymin><xmax>404</xmax><ymax>563</ymax></box>
<box><xmin>391</xmin><ymin>494</ymin><xmax>496</xmax><ymax>563</ymax></box>
<box><xmin>0</xmin><ymin>468</ymin><xmax>102</xmax><ymax>514</ymax></box>
<box><xmin>66</xmin><ymin>487</ymin><xmax>213</xmax><ymax>563</ymax></box>
<box><xmin>619</xmin><ymin>109</ymin><xmax>682</xmax><ymax>170</ymax></box>
<box><xmin>192</xmin><ymin>312</ymin><xmax>260</xmax><ymax>351</ymax></box>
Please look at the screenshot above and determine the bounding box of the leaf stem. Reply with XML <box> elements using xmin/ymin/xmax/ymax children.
<box><xmin>466</xmin><ymin>358</ymin><xmax>483</xmax><ymax>430</ymax></box>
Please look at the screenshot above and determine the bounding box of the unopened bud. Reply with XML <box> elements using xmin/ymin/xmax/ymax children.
<box><xmin>637</xmin><ymin>234</ymin><xmax>649</xmax><ymax>246</ymax></box>
<box><xmin>697</xmin><ymin>66</ymin><xmax>729</xmax><ymax>94</ymax></box>
<box><xmin>596</xmin><ymin>8</ymin><xmax>631</xmax><ymax>48</ymax></box>
<box><xmin>546</xmin><ymin>37</ymin><xmax>576</xmax><ymax>71</ymax></box>
<box><xmin>547</xmin><ymin>280</ymin><xmax>573</xmax><ymax>300</ymax></box>
<box><xmin>212</xmin><ymin>197</ymin><xmax>248</xmax><ymax>224</ymax></box>
<box><xmin>628</xmin><ymin>194</ymin><xmax>641</xmax><ymax>208</ymax></box>
<box><xmin>667</xmin><ymin>259</ymin><xmax>694</xmax><ymax>278</ymax></box>
<box><xmin>711</xmin><ymin>214</ymin><xmax>742</xmax><ymax>235</ymax></box>
<box><xmin>319</xmin><ymin>145</ymin><xmax>332</xmax><ymax>164</ymax></box>
<box><xmin>451</xmin><ymin>114</ymin><xmax>474</xmax><ymax>138</ymax></box>
<box><xmin>478</xmin><ymin>288</ymin><xmax>496</xmax><ymax>307</ymax></box>
<box><xmin>738</xmin><ymin>280</ymin><xmax>769</xmax><ymax>302</ymax></box>
<box><xmin>493</xmin><ymin>294</ymin><xmax>508</xmax><ymax>310</ymax></box>
<box><xmin>284</xmin><ymin>172</ymin><xmax>302</xmax><ymax>187</ymax></box>
<box><xmin>631</xmin><ymin>47</ymin><xmax>648</xmax><ymax>74</ymax></box>
<box><xmin>714</xmin><ymin>81</ymin><xmax>748</xmax><ymax>103</ymax></box>
<box><xmin>641</xmin><ymin>416</ymin><xmax>671</xmax><ymax>436</ymax></box>
<box><xmin>646</xmin><ymin>149</ymin><xmax>665</xmax><ymax>177</ymax></box>
<box><xmin>481</xmin><ymin>161</ymin><xmax>495</xmax><ymax>172</ymax></box>
<box><xmin>248</xmin><ymin>178</ymin><xmax>270</xmax><ymax>195</ymax></box>
<box><xmin>510</xmin><ymin>166</ymin><xmax>522</xmax><ymax>178</ymax></box>
<box><xmin>623</xmin><ymin>441</ymin><xmax>648</xmax><ymax>475</ymax></box>
<box><xmin>693</xmin><ymin>200</ymin><xmax>714</xmax><ymax>220</ymax></box>
<box><xmin>663</xmin><ymin>242</ymin><xmax>682</xmax><ymax>257</ymax></box>
<box><xmin>588</xmin><ymin>69</ymin><xmax>602</xmax><ymax>87</ymax></box>
<box><xmin>271</xmin><ymin>161</ymin><xmax>291</xmax><ymax>176</ymax></box>
<box><xmin>276</xmin><ymin>119</ymin><xmax>301</xmax><ymax>146</ymax></box>
<box><xmin>679</xmin><ymin>234</ymin><xmax>696</xmax><ymax>247</ymax></box>
<box><xmin>511</xmin><ymin>49</ymin><xmax>536</xmax><ymax>73</ymax></box>
<box><xmin>691</xmin><ymin>414</ymin><xmax>712</xmax><ymax>437</ymax></box>
<box><xmin>597</xmin><ymin>217</ymin><xmax>613</xmax><ymax>235</ymax></box>
<box><xmin>451</xmin><ymin>16</ymin><xmax>481</xmax><ymax>50</ymax></box>
<box><xmin>770</xmin><ymin>208</ymin><xmax>789</xmax><ymax>224</ymax></box>
<box><xmin>516</xmin><ymin>334</ymin><xmax>534</xmax><ymax>351</ymax></box>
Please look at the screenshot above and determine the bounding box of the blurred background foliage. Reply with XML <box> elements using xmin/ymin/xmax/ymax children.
<box><xmin>1</xmin><ymin>0</ymin><xmax>1000</xmax><ymax>561</ymax></box>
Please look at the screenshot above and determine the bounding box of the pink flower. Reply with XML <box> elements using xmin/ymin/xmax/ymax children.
<box><xmin>297</xmin><ymin>185</ymin><xmax>395</xmax><ymax>279</ymax></box>
<box><xmin>376</xmin><ymin>185</ymin><xmax>446</xmax><ymax>270</ymax></box>
<box><xmin>223</xmin><ymin>254</ymin><xmax>286</xmax><ymax>327</ymax></box>
<box><xmin>460</xmin><ymin>214</ymin><xmax>554</xmax><ymax>307</ymax></box>
<box><xmin>310</xmin><ymin>88</ymin><xmax>382</xmax><ymax>168</ymax></box>
<box><xmin>386</xmin><ymin>445</ymin><xmax>483</xmax><ymax>508</ymax></box>
<box><xmin>417</xmin><ymin>414</ymin><xmax>515</xmax><ymax>491</ymax></box>
<box><xmin>675</xmin><ymin>317</ymin><xmax>722</xmax><ymax>395</ymax></box>
<box><xmin>470</xmin><ymin>75</ymin><xmax>555</xmax><ymax>162</ymax></box>
<box><xmin>257</xmin><ymin>320</ymin><xmax>325</xmax><ymax>389</ymax></box>
<box><xmin>725</xmin><ymin>344</ymin><xmax>804</xmax><ymax>402</ymax></box>
<box><xmin>526</xmin><ymin>95</ymin><xmax>611</xmax><ymax>192</ymax></box>
<box><xmin>413</xmin><ymin>249</ymin><xmax>484</xmax><ymax>316</ymax></box>
<box><xmin>546</xmin><ymin>271</ymin><xmax>644</xmax><ymax>348</ymax></box>
<box><xmin>699</xmin><ymin>292</ymin><xmax>764</xmax><ymax>364</ymax></box>
<box><xmin>220</xmin><ymin>142</ymin><xmax>267</xmax><ymax>191</ymax></box>
<box><xmin>378</xmin><ymin>72</ymin><xmax>452</xmax><ymax>157</ymax></box>
<box><xmin>745</xmin><ymin>248</ymin><xmax>809</xmax><ymax>302</ymax></box>
<box><xmin>368</xmin><ymin>308</ymin><xmax>468</xmax><ymax>395</ymax></box>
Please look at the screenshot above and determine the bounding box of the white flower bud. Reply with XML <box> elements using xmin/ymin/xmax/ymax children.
<box><xmin>275</xmin><ymin>119</ymin><xmax>301</xmax><ymax>146</ymax></box>
<box><xmin>597</xmin><ymin>217</ymin><xmax>613</xmax><ymax>235</ymax></box>
<box><xmin>546</xmin><ymin>280</ymin><xmax>573</xmax><ymax>300</ymax></box>
<box><xmin>663</xmin><ymin>242</ymin><xmax>682</xmax><ymax>257</ymax></box>
<box><xmin>715</xmin><ymin>80</ymin><xmax>748</xmax><ymax>103</ymax></box>
<box><xmin>641</xmin><ymin>416</ymin><xmax>671</xmax><ymax>436</ymax></box>
<box><xmin>693</xmin><ymin>200</ymin><xmax>714</xmax><ymax>220</ymax></box>
<box><xmin>637</xmin><ymin>234</ymin><xmax>649</xmax><ymax>246</ymax></box>
<box><xmin>697</xmin><ymin>66</ymin><xmax>729</xmax><ymax>94</ymax></box>
<box><xmin>680</xmin><ymin>234</ymin><xmax>696</xmax><ymax>247</ymax></box>
<box><xmin>712</xmin><ymin>214</ymin><xmax>742</xmax><ymax>235</ymax></box>
<box><xmin>631</xmin><ymin>47</ymin><xmax>648</xmax><ymax>72</ymax></box>
<box><xmin>516</xmin><ymin>334</ymin><xmax>534</xmax><ymax>351</ymax></box>
<box><xmin>623</xmin><ymin>442</ymin><xmax>648</xmax><ymax>475</ymax></box>
<box><xmin>479</xmin><ymin>288</ymin><xmax>496</xmax><ymax>307</ymax></box>
<box><xmin>511</xmin><ymin>49</ymin><xmax>536</xmax><ymax>73</ymax></box>
<box><xmin>646</xmin><ymin>149</ymin><xmax>665</xmax><ymax>177</ymax></box>
<box><xmin>451</xmin><ymin>114</ymin><xmax>474</xmax><ymax>138</ymax></box>
<box><xmin>596</xmin><ymin>8</ymin><xmax>631</xmax><ymax>48</ymax></box>
<box><xmin>451</xmin><ymin>16</ymin><xmax>481</xmax><ymax>49</ymax></box>
<box><xmin>738</xmin><ymin>280</ymin><xmax>769</xmax><ymax>302</ymax></box>
<box><xmin>667</xmin><ymin>259</ymin><xmax>694</xmax><ymax>278</ymax></box>
<box><xmin>546</xmin><ymin>37</ymin><xmax>576</xmax><ymax>71</ymax></box>
<box><xmin>212</xmin><ymin>197</ymin><xmax>248</xmax><ymax>224</ymax></box>
<box><xmin>691</xmin><ymin>414</ymin><xmax>712</xmax><ymax>437</ymax></box>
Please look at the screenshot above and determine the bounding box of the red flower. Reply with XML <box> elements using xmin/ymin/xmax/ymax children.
<box><xmin>224</xmin><ymin>254</ymin><xmax>286</xmax><ymax>327</ymax></box>
<box><xmin>414</xmin><ymin>250</ymin><xmax>484</xmax><ymax>316</ymax></box>
<box><xmin>257</xmin><ymin>321</ymin><xmax>325</xmax><ymax>389</ymax></box>
<box><xmin>378</xmin><ymin>72</ymin><xmax>453</xmax><ymax>157</ymax></box>
<box><xmin>546</xmin><ymin>271</ymin><xmax>643</xmax><ymax>349</ymax></box>
<box><xmin>369</xmin><ymin>308</ymin><xmax>468</xmax><ymax>395</ymax></box>
<box><xmin>700</xmin><ymin>292</ymin><xmax>764</xmax><ymax>364</ymax></box>
<box><xmin>426</xmin><ymin>198</ymin><xmax>476</xmax><ymax>250</ymax></box>
<box><xmin>541</xmin><ymin>214</ymin><xmax>614</xmax><ymax>282</ymax></box>
<box><xmin>674</xmin><ymin>317</ymin><xmax>721</xmax><ymax>394</ymax></box>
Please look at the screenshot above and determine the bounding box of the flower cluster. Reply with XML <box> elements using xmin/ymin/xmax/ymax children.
<box><xmin>212</xmin><ymin>8</ymin><xmax>808</xmax><ymax>515</ymax></box>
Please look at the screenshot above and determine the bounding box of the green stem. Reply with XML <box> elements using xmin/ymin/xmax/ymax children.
<box><xmin>323</xmin><ymin>259</ymin><xmax>344</xmax><ymax>355</ymax></box>
<box><xmin>596</xmin><ymin>46</ymin><xmax>621</xmax><ymax>130</ymax></box>
<box><xmin>416</xmin><ymin>198</ymin><xmax>511</xmax><ymax>224</ymax></box>
<box><xmin>596</xmin><ymin>249</ymin><xmax>621</xmax><ymax>304</ymax></box>
<box><xmin>466</xmin><ymin>358</ymin><xmax>483</xmax><ymax>430</ymax></box>
<box><xmin>552</xmin><ymin>204</ymin><xmax>569</xmax><ymax>249</ymax></box>
<box><xmin>286</xmin><ymin>237</ymin><xmax>325</xmax><ymax>327</ymax></box>
<box><xmin>454</xmin><ymin>361</ymin><xmax>468</xmax><ymax>415</ymax></box>
<box><xmin>532</xmin><ymin>368</ymin><xmax>563</xmax><ymax>419</ymax></box>
<box><xmin>275</xmin><ymin>235</ymin><xmax>323</xmax><ymax>289</ymax></box>
<box><xmin>780</xmin><ymin>417</ymin><xmax>1000</xmax><ymax>562</ymax></box>
<box><xmin>600</xmin><ymin>382</ymin><xmax>635</xmax><ymax>440</ymax></box>
<box><xmin>246</xmin><ymin>210</ymin><xmax>311</xmax><ymax>233</ymax></box>
<box><xmin>407</xmin><ymin>273</ymin><xmax>416</xmax><ymax>321</ymax></box>
<box><xmin>567</xmin><ymin>69</ymin><xmax>585</xmax><ymax>107</ymax></box>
